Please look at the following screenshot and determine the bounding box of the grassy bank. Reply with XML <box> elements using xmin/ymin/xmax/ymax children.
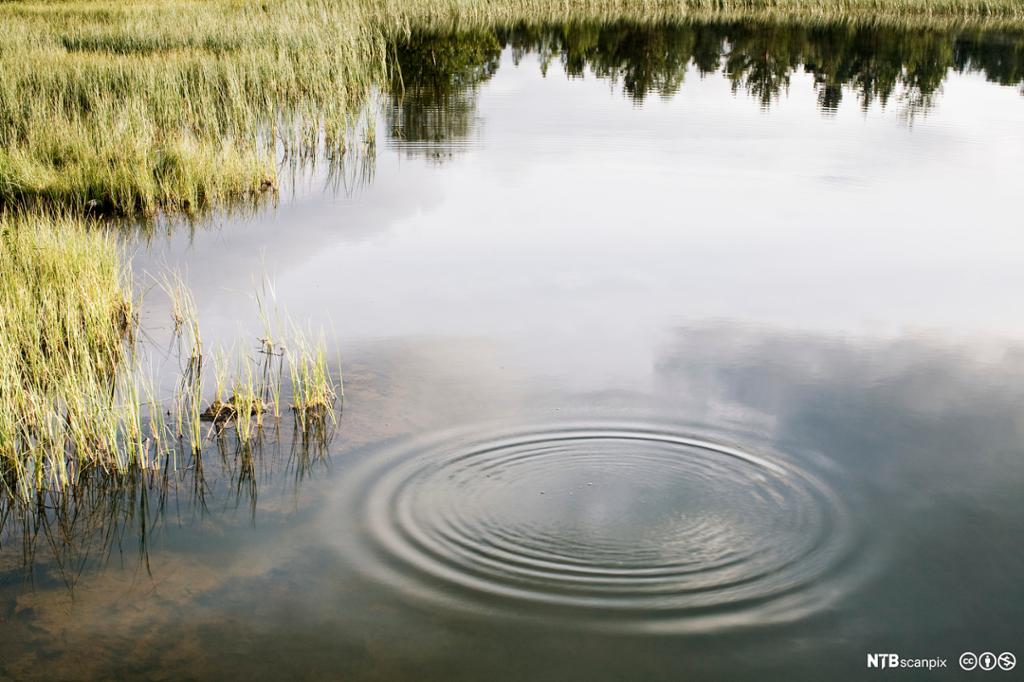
<box><xmin>2</xmin><ymin>0</ymin><xmax>1023</xmax><ymax>215</ymax></box>
<box><xmin>0</xmin><ymin>213</ymin><xmax>137</xmax><ymax>498</ymax></box>
<box><xmin>0</xmin><ymin>0</ymin><xmax>384</xmax><ymax>216</ymax></box>
<box><xmin>0</xmin><ymin>218</ymin><xmax>338</xmax><ymax>501</ymax></box>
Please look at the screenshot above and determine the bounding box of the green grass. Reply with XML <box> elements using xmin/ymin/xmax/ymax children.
<box><xmin>0</xmin><ymin>212</ymin><xmax>138</xmax><ymax>498</ymax></box>
<box><xmin>0</xmin><ymin>214</ymin><xmax>339</xmax><ymax>502</ymax></box>
<box><xmin>287</xmin><ymin>326</ymin><xmax>341</xmax><ymax>439</ymax></box>
<box><xmin>1</xmin><ymin>0</ymin><xmax>1023</xmax><ymax>215</ymax></box>
<box><xmin>381</xmin><ymin>0</ymin><xmax>1024</xmax><ymax>29</ymax></box>
<box><xmin>0</xmin><ymin>0</ymin><xmax>385</xmax><ymax>216</ymax></box>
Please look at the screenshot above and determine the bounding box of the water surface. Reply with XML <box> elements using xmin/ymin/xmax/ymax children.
<box><xmin>3</xmin><ymin>18</ymin><xmax>1024</xmax><ymax>680</ymax></box>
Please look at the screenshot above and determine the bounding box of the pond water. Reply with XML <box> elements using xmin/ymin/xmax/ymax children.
<box><xmin>3</xmin><ymin>19</ymin><xmax>1024</xmax><ymax>680</ymax></box>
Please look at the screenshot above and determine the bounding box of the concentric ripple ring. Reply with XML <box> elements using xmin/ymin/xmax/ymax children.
<box><xmin>337</xmin><ymin>423</ymin><xmax>863</xmax><ymax>633</ymax></box>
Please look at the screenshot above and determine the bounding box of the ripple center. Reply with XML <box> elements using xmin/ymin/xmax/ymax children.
<box><xmin>338</xmin><ymin>423</ymin><xmax>862</xmax><ymax>632</ymax></box>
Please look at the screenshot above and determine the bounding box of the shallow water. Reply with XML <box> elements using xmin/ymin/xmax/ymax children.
<box><xmin>4</xmin><ymin>19</ymin><xmax>1024</xmax><ymax>680</ymax></box>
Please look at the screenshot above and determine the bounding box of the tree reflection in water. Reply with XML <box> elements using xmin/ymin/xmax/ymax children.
<box><xmin>388</xmin><ymin>19</ymin><xmax>1024</xmax><ymax>156</ymax></box>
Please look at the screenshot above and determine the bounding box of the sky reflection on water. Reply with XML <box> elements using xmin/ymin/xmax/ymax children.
<box><xmin>3</xmin><ymin>19</ymin><xmax>1024</xmax><ymax>681</ymax></box>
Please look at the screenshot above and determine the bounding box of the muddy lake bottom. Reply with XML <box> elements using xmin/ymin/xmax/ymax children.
<box><xmin>2</xmin><ymin>20</ymin><xmax>1024</xmax><ymax>681</ymax></box>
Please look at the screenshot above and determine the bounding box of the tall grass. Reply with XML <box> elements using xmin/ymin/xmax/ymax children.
<box><xmin>160</xmin><ymin>275</ymin><xmax>341</xmax><ymax>458</ymax></box>
<box><xmin>0</xmin><ymin>0</ymin><xmax>387</xmax><ymax>215</ymax></box>
<box><xmin>0</xmin><ymin>213</ymin><xmax>340</xmax><ymax>503</ymax></box>
<box><xmin>159</xmin><ymin>271</ymin><xmax>204</xmax><ymax>453</ymax></box>
<box><xmin>0</xmin><ymin>212</ymin><xmax>137</xmax><ymax>499</ymax></box>
<box><xmin>378</xmin><ymin>0</ymin><xmax>1024</xmax><ymax>34</ymax></box>
<box><xmin>287</xmin><ymin>326</ymin><xmax>341</xmax><ymax>440</ymax></box>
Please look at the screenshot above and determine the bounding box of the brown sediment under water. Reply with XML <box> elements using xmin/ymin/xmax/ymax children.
<box><xmin>3</xmin><ymin>18</ymin><xmax>1024</xmax><ymax>681</ymax></box>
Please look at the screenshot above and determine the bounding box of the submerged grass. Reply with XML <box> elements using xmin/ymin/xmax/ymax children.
<box><xmin>1</xmin><ymin>420</ymin><xmax>333</xmax><ymax>587</ymax></box>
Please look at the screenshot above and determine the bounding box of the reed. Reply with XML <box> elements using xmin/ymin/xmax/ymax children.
<box><xmin>158</xmin><ymin>271</ymin><xmax>204</xmax><ymax>452</ymax></box>
<box><xmin>0</xmin><ymin>213</ymin><xmax>342</xmax><ymax>502</ymax></box>
<box><xmin>203</xmin><ymin>327</ymin><xmax>339</xmax><ymax>445</ymax></box>
<box><xmin>0</xmin><ymin>0</ymin><xmax>386</xmax><ymax>215</ymax></box>
<box><xmin>378</xmin><ymin>0</ymin><xmax>1024</xmax><ymax>34</ymax></box>
<box><xmin>286</xmin><ymin>326</ymin><xmax>341</xmax><ymax>437</ymax></box>
<box><xmin>0</xmin><ymin>211</ymin><xmax>139</xmax><ymax>499</ymax></box>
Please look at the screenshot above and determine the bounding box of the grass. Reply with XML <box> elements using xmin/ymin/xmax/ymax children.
<box><xmin>158</xmin><ymin>270</ymin><xmax>204</xmax><ymax>453</ymax></box>
<box><xmin>2</xmin><ymin>0</ymin><xmax>1023</xmax><ymax>215</ymax></box>
<box><xmin>0</xmin><ymin>216</ymin><xmax>340</xmax><ymax>503</ymax></box>
<box><xmin>172</xmin><ymin>279</ymin><xmax>341</xmax><ymax>455</ymax></box>
<box><xmin>287</xmin><ymin>327</ymin><xmax>341</xmax><ymax>440</ymax></box>
<box><xmin>380</xmin><ymin>0</ymin><xmax>1024</xmax><ymax>31</ymax></box>
<box><xmin>0</xmin><ymin>0</ymin><xmax>385</xmax><ymax>216</ymax></box>
<box><xmin>0</xmin><ymin>212</ymin><xmax>137</xmax><ymax>499</ymax></box>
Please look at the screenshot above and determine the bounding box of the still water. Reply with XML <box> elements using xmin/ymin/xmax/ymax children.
<box><xmin>3</xmin><ymin>19</ymin><xmax>1024</xmax><ymax>680</ymax></box>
